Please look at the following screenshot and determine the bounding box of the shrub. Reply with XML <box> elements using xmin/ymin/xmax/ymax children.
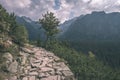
<box><xmin>12</xmin><ymin>25</ymin><xmax>28</xmax><ymax>46</ymax></box>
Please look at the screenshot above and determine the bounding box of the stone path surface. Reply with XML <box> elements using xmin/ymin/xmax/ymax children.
<box><xmin>4</xmin><ymin>45</ymin><xmax>75</xmax><ymax>80</ymax></box>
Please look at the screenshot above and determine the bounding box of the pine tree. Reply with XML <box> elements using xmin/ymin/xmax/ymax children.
<box><xmin>39</xmin><ymin>11</ymin><xmax>60</xmax><ymax>41</ymax></box>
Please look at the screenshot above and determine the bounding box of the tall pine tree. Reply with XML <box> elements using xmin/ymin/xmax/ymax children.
<box><xmin>39</xmin><ymin>12</ymin><xmax>60</xmax><ymax>41</ymax></box>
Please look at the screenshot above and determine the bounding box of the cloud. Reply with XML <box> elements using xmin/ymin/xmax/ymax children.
<box><xmin>0</xmin><ymin>0</ymin><xmax>120</xmax><ymax>23</ymax></box>
<box><xmin>0</xmin><ymin>0</ymin><xmax>31</xmax><ymax>9</ymax></box>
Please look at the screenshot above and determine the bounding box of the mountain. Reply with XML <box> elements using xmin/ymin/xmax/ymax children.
<box><xmin>16</xmin><ymin>16</ymin><xmax>46</xmax><ymax>41</ymax></box>
<box><xmin>59</xmin><ymin>11</ymin><xmax>120</xmax><ymax>68</ymax></box>
<box><xmin>58</xmin><ymin>17</ymin><xmax>77</xmax><ymax>35</ymax></box>
<box><xmin>58</xmin><ymin>15</ymin><xmax>84</xmax><ymax>36</ymax></box>
<box><xmin>59</xmin><ymin>11</ymin><xmax>120</xmax><ymax>42</ymax></box>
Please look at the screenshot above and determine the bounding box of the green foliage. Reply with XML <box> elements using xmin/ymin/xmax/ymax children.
<box><xmin>39</xmin><ymin>12</ymin><xmax>60</xmax><ymax>40</ymax></box>
<box><xmin>0</xmin><ymin>4</ymin><xmax>28</xmax><ymax>46</ymax></box>
<box><xmin>37</xmin><ymin>40</ymin><xmax>120</xmax><ymax>80</ymax></box>
<box><xmin>12</xmin><ymin>25</ymin><xmax>28</xmax><ymax>45</ymax></box>
<box><xmin>69</xmin><ymin>42</ymin><xmax>120</xmax><ymax>68</ymax></box>
<box><xmin>0</xmin><ymin>5</ymin><xmax>10</xmax><ymax>35</ymax></box>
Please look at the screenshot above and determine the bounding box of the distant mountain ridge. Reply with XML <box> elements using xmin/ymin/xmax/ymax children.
<box><xmin>16</xmin><ymin>16</ymin><xmax>46</xmax><ymax>41</ymax></box>
<box><xmin>59</xmin><ymin>11</ymin><xmax>120</xmax><ymax>42</ymax></box>
<box><xmin>16</xmin><ymin>11</ymin><xmax>120</xmax><ymax>43</ymax></box>
<box><xmin>58</xmin><ymin>15</ymin><xmax>84</xmax><ymax>36</ymax></box>
<box><xmin>58</xmin><ymin>11</ymin><xmax>120</xmax><ymax>68</ymax></box>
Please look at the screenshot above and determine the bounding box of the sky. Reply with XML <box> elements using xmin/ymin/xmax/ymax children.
<box><xmin>0</xmin><ymin>0</ymin><xmax>120</xmax><ymax>23</ymax></box>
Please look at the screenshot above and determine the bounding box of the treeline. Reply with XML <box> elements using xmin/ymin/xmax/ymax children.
<box><xmin>68</xmin><ymin>41</ymin><xmax>120</xmax><ymax>69</ymax></box>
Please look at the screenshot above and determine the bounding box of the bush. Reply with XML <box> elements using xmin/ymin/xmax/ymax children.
<box><xmin>12</xmin><ymin>25</ymin><xmax>28</xmax><ymax>46</ymax></box>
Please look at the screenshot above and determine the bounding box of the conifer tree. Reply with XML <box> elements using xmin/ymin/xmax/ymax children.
<box><xmin>39</xmin><ymin>11</ymin><xmax>60</xmax><ymax>41</ymax></box>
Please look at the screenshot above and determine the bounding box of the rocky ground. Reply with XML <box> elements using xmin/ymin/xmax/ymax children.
<box><xmin>3</xmin><ymin>45</ymin><xmax>75</xmax><ymax>80</ymax></box>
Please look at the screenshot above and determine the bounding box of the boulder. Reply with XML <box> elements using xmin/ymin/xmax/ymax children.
<box><xmin>28</xmin><ymin>76</ymin><xmax>36</xmax><ymax>80</ymax></box>
<box><xmin>29</xmin><ymin>72</ymin><xmax>38</xmax><ymax>76</ymax></box>
<box><xmin>8</xmin><ymin>60</ymin><xmax>18</xmax><ymax>73</ymax></box>
<box><xmin>21</xmin><ymin>47</ymin><xmax>35</xmax><ymax>54</ymax></box>
<box><xmin>3</xmin><ymin>52</ymin><xmax>13</xmax><ymax>63</ymax></box>
<box><xmin>9</xmin><ymin>76</ymin><xmax>17</xmax><ymax>80</ymax></box>
<box><xmin>19</xmin><ymin>52</ymin><xmax>28</xmax><ymax>65</ymax></box>
<box><xmin>40</xmin><ymin>75</ymin><xmax>61</xmax><ymax>80</ymax></box>
<box><xmin>22</xmin><ymin>77</ymin><xmax>28</xmax><ymax>80</ymax></box>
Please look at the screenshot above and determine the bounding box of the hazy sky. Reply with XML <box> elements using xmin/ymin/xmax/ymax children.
<box><xmin>0</xmin><ymin>0</ymin><xmax>120</xmax><ymax>23</ymax></box>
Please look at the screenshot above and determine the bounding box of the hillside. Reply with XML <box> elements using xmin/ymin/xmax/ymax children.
<box><xmin>59</xmin><ymin>11</ymin><xmax>120</xmax><ymax>68</ymax></box>
<box><xmin>59</xmin><ymin>11</ymin><xmax>120</xmax><ymax>42</ymax></box>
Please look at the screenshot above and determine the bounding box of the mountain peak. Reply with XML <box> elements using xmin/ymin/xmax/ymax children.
<box><xmin>91</xmin><ymin>11</ymin><xmax>106</xmax><ymax>15</ymax></box>
<box><xmin>21</xmin><ymin>16</ymin><xmax>32</xmax><ymax>23</ymax></box>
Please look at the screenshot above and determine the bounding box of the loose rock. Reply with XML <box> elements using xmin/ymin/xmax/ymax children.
<box><xmin>5</xmin><ymin>46</ymin><xmax>75</xmax><ymax>80</ymax></box>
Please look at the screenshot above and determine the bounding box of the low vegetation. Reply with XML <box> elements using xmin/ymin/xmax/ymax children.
<box><xmin>36</xmin><ymin>40</ymin><xmax>120</xmax><ymax>80</ymax></box>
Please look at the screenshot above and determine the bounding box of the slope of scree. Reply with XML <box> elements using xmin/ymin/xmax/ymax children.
<box><xmin>4</xmin><ymin>44</ymin><xmax>75</xmax><ymax>80</ymax></box>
